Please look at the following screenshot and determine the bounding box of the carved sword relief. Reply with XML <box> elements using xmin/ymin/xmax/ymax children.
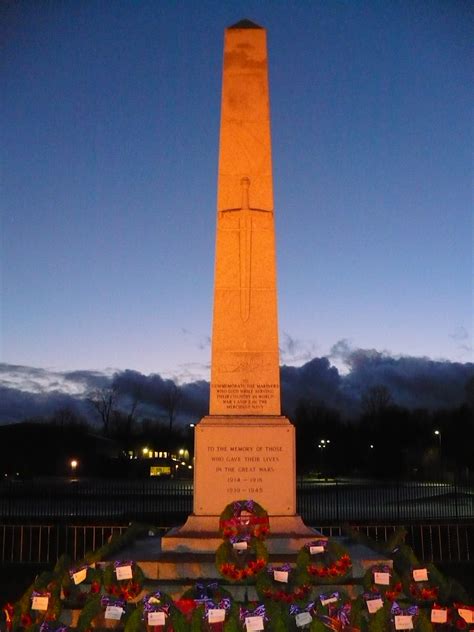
<box><xmin>221</xmin><ymin>177</ymin><xmax>272</xmax><ymax>321</ymax></box>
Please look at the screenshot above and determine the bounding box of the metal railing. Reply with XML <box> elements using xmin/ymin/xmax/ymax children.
<box><xmin>0</xmin><ymin>522</ymin><xmax>472</xmax><ymax>564</ymax></box>
<box><xmin>0</xmin><ymin>478</ymin><xmax>472</xmax><ymax>523</ymax></box>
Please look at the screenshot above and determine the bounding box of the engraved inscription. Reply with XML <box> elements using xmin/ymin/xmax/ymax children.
<box><xmin>212</xmin><ymin>382</ymin><xmax>278</xmax><ymax>411</ymax></box>
<box><xmin>207</xmin><ymin>443</ymin><xmax>284</xmax><ymax>496</ymax></box>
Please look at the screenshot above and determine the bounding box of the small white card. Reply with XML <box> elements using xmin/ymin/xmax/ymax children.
<box><xmin>310</xmin><ymin>545</ymin><xmax>325</xmax><ymax>554</ymax></box>
<box><xmin>31</xmin><ymin>596</ymin><xmax>49</xmax><ymax>611</ymax></box>
<box><xmin>366</xmin><ymin>598</ymin><xmax>384</xmax><ymax>613</ymax></box>
<box><xmin>208</xmin><ymin>609</ymin><xmax>226</xmax><ymax>623</ymax></box>
<box><xmin>374</xmin><ymin>571</ymin><xmax>390</xmax><ymax>585</ymax></box>
<box><xmin>458</xmin><ymin>609</ymin><xmax>474</xmax><ymax>624</ymax></box>
<box><xmin>72</xmin><ymin>568</ymin><xmax>87</xmax><ymax>585</ymax></box>
<box><xmin>431</xmin><ymin>609</ymin><xmax>448</xmax><ymax>623</ymax></box>
<box><xmin>233</xmin><ymin>541</ymin><xmax>248</xmax><ymax>551</ymax></box>
<box><xmin>320</xmin><ymin>595</ymin><xmax>338</xmax><ymax>606</ymax></box>
<box><xmin>412</xmin><ymin>568</ymin><xmax>428</xmax><ymax>582</ymax></box>
<box><xmin>295</xmin><ymin>611</ymin><xmax>312</xmax><ymax>626</ymax></box>
<box><xmin>148</xmin><ymin>612</ymin><xmax>166</xmax><ymax>625</ymax></box>
<box><xmin>274</xmin><ymin>570</ymin><xmax>289</xmax><ymax>583</ymax></box>
<box><xmin>395</xmin><ymin>615</ymin><xmax>414</xmax><ymax>630</ymax></box>
<box><xmin>245</xmin><ymin>616</ymin><xmax>264</xmax><ymax>631</ymax></box>
<box><xmin>115</xmin><ymin>564</ymin><xmax>133</xmax><ymax>580</ymax></box>
<box><xmin>105</xmin><ymin>606</ymin><xmax>123</xmax><ymax>621</ymax></box>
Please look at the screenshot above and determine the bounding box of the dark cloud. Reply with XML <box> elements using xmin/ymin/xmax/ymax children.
<box><xmin>279</xmin><ymin>332</ymin><xmax>318</xmax><ymax>365</ymax></box>
<box><xmin>0</xmin><ymin>346</ymin><xmax>473</xmax><ymax>425</ymax></box>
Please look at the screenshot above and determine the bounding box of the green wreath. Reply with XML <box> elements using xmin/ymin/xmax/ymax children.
<box><xmin>103</xmin><ymin>561</ymin><xmax>145</xmax><ymax>601</ymax></box>
<box><xmin>296</xmin><ymin>539</ymin><xmax>352</xmax><ymax>584</ymax></box>
<box><xmin>362</xmin><ymin>564</ymin><xmax>402</xmax><ymax>601</ymax></box>
<box><xmin>219</xmin><ymin>500</ymin><xmax>270</xmax><ymax>540</ymax></box>
<box><xmin>256</xmin><ymin>564</ymin><xmax>311</xmax><ymax>604</ymax></box>
<box><xmin>216</xmin><ymin>538</ymin><xmax>268</xmax><ymax>583</ymax></box>
<box><xmin>11</xmin><ymin>572</ymin><xmax>61</xmax><ymax>632</ymax></box>
<box><xmin>123</xmin><ymin>590</ymin><xmax>187</xmax><ymax>632</ymax></box>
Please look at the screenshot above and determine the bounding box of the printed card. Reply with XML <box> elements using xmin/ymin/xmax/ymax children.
<box><xmin>295</xmin><ymin>612</ymin><xmax>312</xmax><ymax>626</ymax></box>
<box><xmin>320</xmin><ymin>595</ymin><xmax>338</xmax><ymax>606</ymax></box>
<box><xmin>412</xmin><ymin>568</ymin><xmax>428</xmax><ymax>582</ymax></box>
<box><xmin>245</xmin><ymin>616</ymin><xmax>264</xmax><ymax>631</ymax></box>
<box><xmin>233</xmin><ymin>541</ymin><xmax>248</xmax><ymax>551</ymax></box>
<box><xmin>374</xmin><ymin>571</ymin><xmax>390</xmax><ymax>585</ymax></box>
<box><xmin>148</xmin><ymin>612</ymin><xmax>166</xmax><ymax>625</ymax></box>
<box><xmin>208</xmin><ymin>609</ymin><xmax>226</xmax><ymax>623</ymax></box>
<box><xmin>72</xmin><ymin>568</ymin><xmax>87</xmax><ymax>585</ymax></box>
<box><xmin>310</xmin><ymin>545</ymin><xmax>325</xmax><ymax>554</ymax></box>
<box><xmin>366</xmin><ymin>598</ymin><xmax>384</xmax><ymax>614</ymax></box>
<box><xmin>394</xmin><ymin>615</ymin><xmax>414</xmax><ymax>630</ymax></box>
<box><xmin>431</xmin><ymin>609</ymin><xmax>448</xmax><ymax>624</ymax></box>
<box><xmin>274</xmin><ymin>570</ymin><xmax>289</xmax><ymax>583</ymax></box>
<box><xmin>31</xmin><ymin>596</ymin><xmax>49</xmax><ymax>611</ymax></box>
<box><xmin>105</xmin><ymin>606</ymin><xmax>123</xmax><ymax>621</ymax></box>
<box><xmin>458</xmin><ymin>609</ymin><xmax>474</xmax><ymax>624</ymax></box>
<box><xmin>115</xmin><ymin>564</ymin><xmax>133</xmax><ymax>580</ymax></box>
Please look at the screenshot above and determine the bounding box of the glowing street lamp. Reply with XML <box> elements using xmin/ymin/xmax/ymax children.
<box><xmin>70</xmin><ymin>459</ymin><xmax>78</xmax><ymax>475</ymax></box>
<box><xmin>434</xmin><ymin>430</ymin><xmax>442</xmax><ymax>448</ymax></box>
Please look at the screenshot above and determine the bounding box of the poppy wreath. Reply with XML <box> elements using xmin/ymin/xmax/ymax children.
<box><xmin>61</xmin><ymin>565</ymin><xmax>102</xmax><ymax>607</ymax></box>
<box><xmin>256</xmin><ymin>564</ymin><xmax>312</xmax><ymax>604</ymax></box>
<box><xmin>215</xmin><ymin>538</ymin><xmax>268</xmax><ymax>583</ymax></box>
<box><xmin>122</xmin><ymin>590</ymin><xmax>186</xmax><ymax>632</ymax></box>
<box><xmin>12</xmin><ymin>573</ymin><xmax>62</xmax><ymax>632</ymax></box>
<box><xmin>402</xmin><ymin>565</ymin><xmax>441</xmax><ymax>605</ymax></box>
<box><xmin>103</xmin><ymin>561</ymin><xmax>145</xmax><ymax>601</ymax></box>
<box><xmin>219</xmin><ymin>500</ymin><xmax>270</xmax><ymax>540</ymax></box>
<box><xmin>452</xmin><ymin>604</ymin><xmax>474</xmax><ymax>630</ymax></box>
<box><xmin>362</xmin><ymin>565</ymin><xmax>402</xmax><ymax>602</ymax></box>
<box><xmin>296</xmin><ymin>539</ymin><xmax>352</xmax><ymax>584</ymax></box>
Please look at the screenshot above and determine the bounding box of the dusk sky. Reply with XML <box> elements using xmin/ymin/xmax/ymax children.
<box><xmin>2</xmin><ymin>1</ymin><xmax>472</xmax><ymax>394</ymax></box>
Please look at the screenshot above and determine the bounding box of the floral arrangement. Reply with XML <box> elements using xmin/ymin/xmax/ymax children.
<box><xmin>10</xmin><ymin>572</ymin><xmax>61</xmax><ymax>632</ymax></box>
<box><xmin>215</xmin><ymin>538</ymin><xmax>268</xmax><ymax>583</ymax></box>
<box><xmin>296</xmin><ymin>538</ymin><xmax>352</xmax><ymax>584</ymax></box>
<box><xmin>219</xmin><ymin>500</ymin><xmax>270</xmax><ymax>540</ymax></box>
<box><xmin>256</xmin><ymin>563</ymin><xmax>311</xmax><ymax>604</ymax></box>
<box><xmin>362</xmin><ymin>564</ymin><xmax>402</xmax><ymax>601</ymax></box>
<box><xmin>403</xmin><ymin>565</ymin><xmax>443</xmax><ymax>605</ymax></box>
<box><xmin>121</xmin><ymin>590</ymin><xmax>187</xmax><ymax>632</ymax></box>
<box><xmin>103</xmin><ymin>561</ymin><xmax>145</xmax><ymax>601</ymax></box>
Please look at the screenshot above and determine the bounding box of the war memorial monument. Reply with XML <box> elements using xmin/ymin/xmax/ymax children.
<box><xmin>162</xmin><ymin>19</ymin><xmax>316</xmax><ymax>554</ymax></box>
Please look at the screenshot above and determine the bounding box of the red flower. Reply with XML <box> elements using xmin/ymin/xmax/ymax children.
<box><xmin>21</xmin><ymin>613</ymin><xmax>33</xmax><ymax>627</ymax></box>
<box><xmin>90</xmin><ymin>581</ymin><xmax>100</xmax><ymax>594</ymax></box>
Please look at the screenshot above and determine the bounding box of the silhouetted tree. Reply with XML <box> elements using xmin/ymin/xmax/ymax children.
<box><xmin>88</xmin><ymin>387</ymin><xmax>117</xmax><ymax>435</ymax></box>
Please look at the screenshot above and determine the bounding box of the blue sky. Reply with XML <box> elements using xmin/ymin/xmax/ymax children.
<box><xmin>1</xmin><ymin>0</ymin><xmax>472</xmax><ymax>386</ymax></box>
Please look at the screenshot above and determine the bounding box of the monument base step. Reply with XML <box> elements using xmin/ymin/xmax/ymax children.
<box><xmin>161</xmin><ymin>513</ymin><xmax>318</xmax><ymax>553</ymax></box>
<box><xmin>106</xmin><ymin>535</ymin><xmax>392</xmax><ymax>580</ymax></box>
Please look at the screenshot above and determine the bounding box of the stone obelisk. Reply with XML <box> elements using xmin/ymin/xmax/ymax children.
<box><xmin>163</xmin><ymin>20</ymin><xmax>314</xmax><ymax>552</ymax></box>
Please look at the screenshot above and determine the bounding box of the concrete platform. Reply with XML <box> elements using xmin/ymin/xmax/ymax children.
<box><xmin>106</xmin><ymin>534</ymin><xmax>392</xmax><ymax>581</ymax></box>
<box><xmin>161</xmin><ymin>514</ymin><xmax>319</xmax><ymax>553</ymax></box>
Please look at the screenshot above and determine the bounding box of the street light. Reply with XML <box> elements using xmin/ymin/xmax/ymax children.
<box><xmin>434</xmin><ymin>430</ymin><xmax>442</xmax><ymax>448</ymax></box>
<box><xmin>70</xmin><ymin>459</ymin><xmax>78</xmax><ymax>476</ymax></box>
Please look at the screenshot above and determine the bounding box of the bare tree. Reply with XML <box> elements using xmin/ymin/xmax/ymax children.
<box><xmin>361</xmin><ymin>385</ymin><xmax>393</xmax><ymax>418</ymax></box>
<box><xmin>88</xmin><ymin>387</ymin><xmax>117</xmax><ymax>435</ymax></box>
<box><xmin>161</xmin><ymin>380</ymin><xmax>181</xmax><ymax>436</ymax></box>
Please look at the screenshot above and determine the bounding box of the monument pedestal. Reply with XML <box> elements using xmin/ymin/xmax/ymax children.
<box><xmin>162</xmin><ymin>415</ymin><xmax>317</xmax><ymax>553</ymax></box>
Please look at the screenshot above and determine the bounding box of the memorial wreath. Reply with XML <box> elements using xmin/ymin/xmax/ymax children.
<box><xmin>256</xmin><ymin>563</ymin><xmax>311</xmax><ymax>604</ymax></box>
<box><xmin>103</xmin><ymin>561</ymin><xmax>145</xmax><ymax>601</ymax></box>
<box><xmin>215</xmin><ymin>538</ymin><xmax>268</xmax><ymax>583</ymax></box>
<box><xmin>296</xmin><ymin>539</ymin><xmax>352</xmax><ymax>584</ymax></box>
<box><xmin>219</xmin><ymin>500</ymin><xmax>270</xmax><ymax>540</ymax></box>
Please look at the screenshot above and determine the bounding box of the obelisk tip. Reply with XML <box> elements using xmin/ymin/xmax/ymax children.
<box><xmin>228</xmin><ymin>19</ymin><xmax>263</xmax><ymax>30</ymax></box>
